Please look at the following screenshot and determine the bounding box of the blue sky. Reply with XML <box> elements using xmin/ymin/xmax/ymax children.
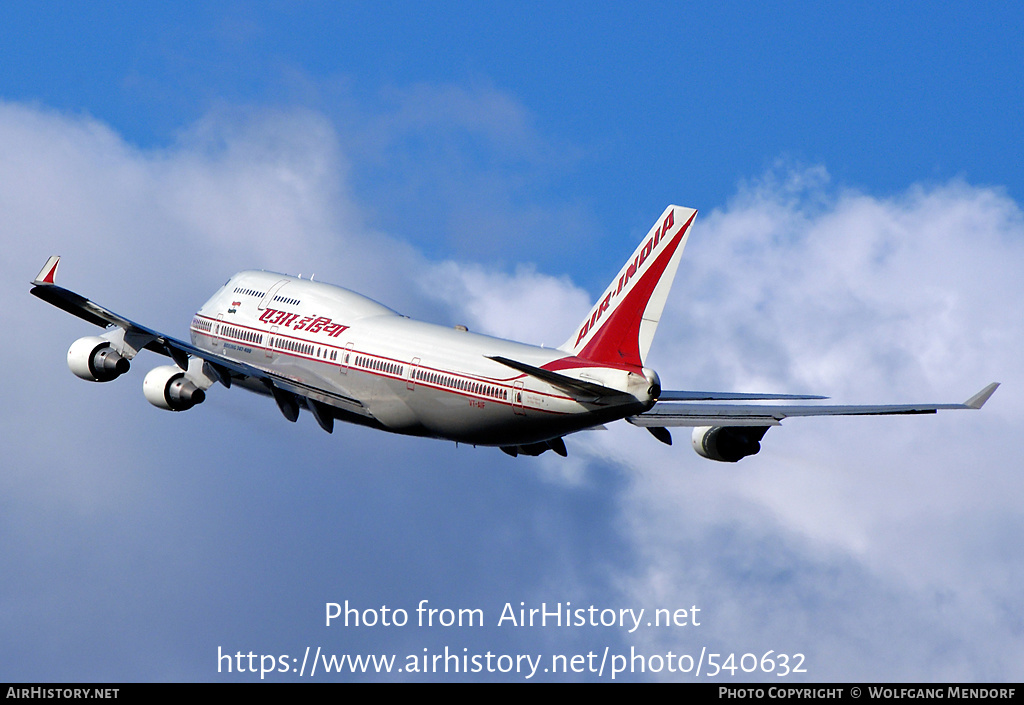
<box><xmin>2</xmin><ymin>2</ymin><xmax>1022</xmax><ymax>682</ymax></box>
<box><xmin>4</xmin><ymin>2</ymin><xmax>1020</xmax><ymax>273</ymax></box>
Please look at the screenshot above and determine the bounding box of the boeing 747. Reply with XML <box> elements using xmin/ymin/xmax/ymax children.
<box><xmin>31</xmin><ymin>206</ymin><xmax>998</xmax><ymax>461</ymax></box>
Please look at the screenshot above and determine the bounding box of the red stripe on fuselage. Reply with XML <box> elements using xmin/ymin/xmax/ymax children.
<box><xmin>190</xmin><ymin>316</ymin><xmax>573</xmax><ymax>412</ymax></box>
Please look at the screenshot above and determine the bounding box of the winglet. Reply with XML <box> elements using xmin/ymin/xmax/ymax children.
<box><xmin>964</xmin><ymin>383</ymin><xmax>999</xmax><ymax>409</ymax></box>
<box><xmin>33</xmin><ymin>256</ymin><xmax>61</xmax><ymax>286</ymax></box>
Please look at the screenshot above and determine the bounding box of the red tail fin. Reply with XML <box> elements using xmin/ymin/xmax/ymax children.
<box><xmin>559</xmin><ymin>206</ymin><xmax>696</xmax><ymax>368</ymax></box>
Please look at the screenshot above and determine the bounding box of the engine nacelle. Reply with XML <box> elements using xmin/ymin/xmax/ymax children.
<box><xmin>143</xmin><ymin>365</ymin><xmax>206</xmax><ymax>411</ymax></box>
<box><xmin>691</xmin><ymin>425</ymin><xmax>770</xmax><ymax>462</ymax></box>
<box><xmin>67</xmin><ymin>336</ymin><xmax>130</xmax><ymax>382</ymax></box>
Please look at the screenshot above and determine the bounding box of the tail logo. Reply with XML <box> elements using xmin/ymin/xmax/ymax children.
<box><xmin>561</xmin><ymin>205</ymin><xmax>697</xmax><ymax>368</ymax></box>
<box><xmin>574</xmin><ymin>209</ymin><xmax>677</xmax><ymax>347</ymax></box>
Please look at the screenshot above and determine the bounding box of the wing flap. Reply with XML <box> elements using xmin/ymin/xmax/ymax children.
<box><xmin>629</xmin><ymin>413</ymin><xmax>782</xmax><ymax>428</ymax></box>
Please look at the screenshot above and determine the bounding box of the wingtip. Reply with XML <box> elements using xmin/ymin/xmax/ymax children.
<box><xmin>32</xmin><ymin>256</ymin><xmax>61</xmax><ymax>286</ymax></box>
<box><xmin>965</xmin><ymin>382</ymin><xmax>1000</xmax><ymax>409</ymax></box>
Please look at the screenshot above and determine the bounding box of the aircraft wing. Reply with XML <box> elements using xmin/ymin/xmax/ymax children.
<box><xmin>628</xmin><ymin>383</ymin><xmax>1000</xmax><ymax>428</ymax></box>
<box><xmin>30</xmin><ymin>256</ymin><xmax>369</xmax><ymax>428</ymax></box>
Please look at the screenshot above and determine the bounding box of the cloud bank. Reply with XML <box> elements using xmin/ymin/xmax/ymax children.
<box><xmin>2</xmin><ymin>99</ymin><xmax>1020</xmax><ymax>681</ymax></box>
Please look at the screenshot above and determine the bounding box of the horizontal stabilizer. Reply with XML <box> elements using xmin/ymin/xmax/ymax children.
<box><xmin>487</xmin><ymin>355</ymin><xmax>626</xmax><ymax>402</ymax></box>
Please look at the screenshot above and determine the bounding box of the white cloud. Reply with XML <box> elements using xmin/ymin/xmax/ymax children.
<box><xmin>415</xmin><ymin>161</ymin><xmax>1024</xmax><ymax>679</ymax></box>
<box><xmin>0</xmin><ymin>98</ymin><xmax>622</xmax><ymax>681</ymax></box>
<box><xmin>419</xmin><ymin>261</ymin><xmax>591</xmax><ymax>347</ymax></box>
<box><xmin>581</xmin><ymin>166</ymin><xmax>1024</xmax><ymax>680</ymax></box>
<box><xmin>3</xmin><ymin>98</ymin><xmax>1022</xmax><ymax>681</ymax></box>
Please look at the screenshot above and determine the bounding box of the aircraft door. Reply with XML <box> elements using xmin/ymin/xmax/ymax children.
<box><xmin>407</xmin><ymin>357</ymin><xmax>420</xmax><ymax>390</ymax></box>
<box><xmin>266</xmin><ymin>326</ymin><xmax>278</xmax><ymax>359</ymax></box>
<box><xmin>258</xmin><ymin>280</ymin><xmax>289</xmax><ymax>311</ymax></box>
<box><xmin>512</xmin><ymin>380</ymin><xmax>526</xmax><ymax>415</ymax></box>
<box><xmin>213</xmin><ymin>314</ymin><xmax>224</xmax><ymax>348</ymax></box>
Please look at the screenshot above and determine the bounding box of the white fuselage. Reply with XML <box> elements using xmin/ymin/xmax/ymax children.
<box><xmin>189</xmin><ymin>270</ymin><xmax>653</xmax><ymax>446</ymax></box>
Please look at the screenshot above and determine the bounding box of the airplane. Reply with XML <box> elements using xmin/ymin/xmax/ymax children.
<box><xmin>30</xmin><ymin>205</ymin><xmax>999</xmax><ymax>462</ymax></box>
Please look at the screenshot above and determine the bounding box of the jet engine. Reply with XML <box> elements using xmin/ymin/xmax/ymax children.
<box><xmin>691</xmin><ymin>425</ymin><xmax>770</xmax><ymax>462</ymax></box>
<box><xmin>67</xmin><ymin>336</ymin><xmax>130</xmax><ymax>382</ymax></box>
<box><xmin>143</xmin><ymin>365</ymin><xmax>206</xmax><ymax>411</ymax></box>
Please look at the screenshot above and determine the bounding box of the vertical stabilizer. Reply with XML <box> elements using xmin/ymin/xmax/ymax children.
<box><xmin>559</xmin><ymin>205</ymin><xmax>696</xmax><ymax>368</ymax></box>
